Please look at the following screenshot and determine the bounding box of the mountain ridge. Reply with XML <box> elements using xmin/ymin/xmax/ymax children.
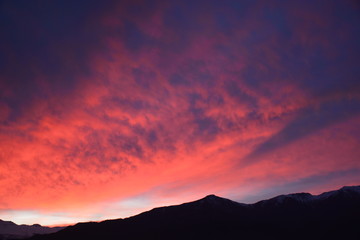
<box><xmin>21</xmin><ymin>185</ymin><xmax>360</xmax><ymax>240</ymax></box>
<box><xmin>0</xmin><ymin>220</ymin><xmax>63</xmax><ymax>240</ymax></box>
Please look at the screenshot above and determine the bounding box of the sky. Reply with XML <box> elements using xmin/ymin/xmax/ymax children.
<box><xmin>0</xmin><ymin>0</ymin><xmax>359</xmax><ymax>226</ymax></box>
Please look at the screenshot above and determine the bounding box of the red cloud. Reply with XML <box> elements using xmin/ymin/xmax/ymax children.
<box><xmin>0</xmin><ymin>0</ymin><xmax>359</xmax><ymax>225</ymax></box>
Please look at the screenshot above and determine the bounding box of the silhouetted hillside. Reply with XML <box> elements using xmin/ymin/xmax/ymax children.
<box><xmin>26</xmin><ymin>186</ymin><xmax>360</xmax><ymax>240</ymax></box>
<box><xmin>0</xmin><ymin>220</ymin><xmax>63</xmax><ymax>240</ymax></box>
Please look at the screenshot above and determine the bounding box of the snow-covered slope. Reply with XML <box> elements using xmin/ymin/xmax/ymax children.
<box><xmin>255</xmin><ymin>185</ymin><xmax>360</xmax><ymax>206</ymax></box>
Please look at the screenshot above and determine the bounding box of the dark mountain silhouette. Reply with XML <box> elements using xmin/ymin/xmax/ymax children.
<box><xmin>0</xmin><ymin>220</ymin><xmax>63</xmax><ymax>240</ymax></box>
<box><xmin>25</xmin><ymin>186</ymin><xmax>360</xmax><ymax>240</ymax></box>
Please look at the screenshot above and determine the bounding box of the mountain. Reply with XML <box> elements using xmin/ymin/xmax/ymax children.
<box><xmin>25</xmin><ymin>186</ymin><xmax>360</xmax><ymax>240</ymax></box>
<box><xmin>0</xmin><ymin>220</ymin><xmax>63</xmax><ymax>240</ymax></box>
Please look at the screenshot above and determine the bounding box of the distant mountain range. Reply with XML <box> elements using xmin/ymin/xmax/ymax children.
<box><xmin>6</xmin><ymin>185</ymin><xmax>360</xmax><ymax>240</ymax></box>
<box><xmin>0</xmin><ymin>220</ymin><xmax>63</xmax><ymax>240</ymax></box>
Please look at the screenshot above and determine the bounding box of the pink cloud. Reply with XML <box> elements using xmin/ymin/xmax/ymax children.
<box><xmin>0</xmin><ymin>0</ymin><xmax>359</xmax><ymax>225</ymax></box>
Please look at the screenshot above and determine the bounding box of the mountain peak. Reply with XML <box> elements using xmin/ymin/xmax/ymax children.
<box><xmin>195</xmin><ymin>194</ymin><xmax>244</xmax><ymax>208</ymax></box>
<box><xmin>200</xmin><ymin>194</ymin><xmax>228</xmax><ymax>203</ymax></box>
<box><xmin>204</xmin><ymin>194</ymin><xmax>220</xmax><ymax>199</ymax></box>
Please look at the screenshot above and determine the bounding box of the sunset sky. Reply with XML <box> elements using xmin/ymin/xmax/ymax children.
<box><xmin>0</xmin><ymin>0</ymin><xmax>359</xmax><ymax>226</ymax></box>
